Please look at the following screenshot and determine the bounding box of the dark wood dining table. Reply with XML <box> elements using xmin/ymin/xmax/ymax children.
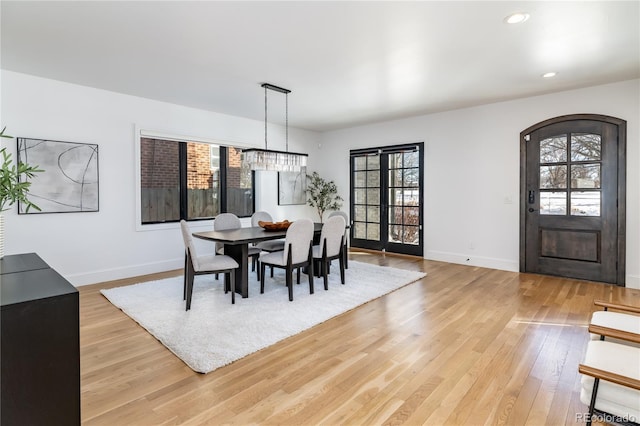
<box><xmin>193</xmin><ymin>223</ymin><xmax>323</xmax><ymax>298</ymax></box>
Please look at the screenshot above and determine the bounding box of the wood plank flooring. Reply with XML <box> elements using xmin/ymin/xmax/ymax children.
<box><xmin>79</xmin><ymin>251</ymin><xmax>639</xmax><ymax>425</ymax></box>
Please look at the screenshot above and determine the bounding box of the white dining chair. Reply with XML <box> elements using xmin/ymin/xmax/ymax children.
<box><xmin>214</xmin><ymin>213</ymin><xmax>262</xmax><ymax>279</ymax></box>
<box><xmin>251</xmin><ymin>211</ymin><xmax>286</xmax><ymax>252</ymax></box>
<box><xmin>180</xmin><ymin>220</ymin><xmax>239</xmax><ymax>309</ymax></box>
<box><xmin>312</xmin><ymin>215</ymin><xmax>346</xmax><ymax>290</ymax></box>
<box><xmin>259</xmin><ymin>218</ymin><xmax>314</xmax><ymax>301</ymax></box>
<box><xmin>328</xmin><ymin>210</ymin><xmax>349</xmax><ymax>269</ymax></box>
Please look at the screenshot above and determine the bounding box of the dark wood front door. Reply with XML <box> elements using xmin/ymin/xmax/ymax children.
<box><xmin>520</xmin><ymin>114</ymin><xmax>626</xmax><ymax>285</ymax></box>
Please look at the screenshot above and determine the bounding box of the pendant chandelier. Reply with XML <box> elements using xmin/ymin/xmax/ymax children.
<box><xmin>242</xmin><ymin>83</ymin><xmax>308</xmax><ymax>172</ymax></box>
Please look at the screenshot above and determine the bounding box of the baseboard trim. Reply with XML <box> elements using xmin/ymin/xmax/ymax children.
<box><xmin>65</xmin><ymin>258</ymin><xmax>183</xmax><ymax>287</ymax></box>
<box><xmin>425</xmin><ymin>250</ymin><xmax>519</xmax><ymax>272</ymax></box>
<box><xmin>625</xmin><ymin>274</ymin><xmax>640</xmax><ymax>289</ymax></box>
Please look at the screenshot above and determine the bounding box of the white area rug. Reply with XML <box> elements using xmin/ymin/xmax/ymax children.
<box><xmin>101</xmin><ymin>261</ymin><xmax>426</xmax><ymax>373</ymax></box>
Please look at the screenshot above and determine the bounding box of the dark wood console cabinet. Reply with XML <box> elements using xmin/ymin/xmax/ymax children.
<box><xmin>1</xmin><ymin>253</ymin><xmax>80</xmax><ymax>425</ymax></box>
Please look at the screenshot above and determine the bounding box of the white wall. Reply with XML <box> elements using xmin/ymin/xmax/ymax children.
<box><xmin>317</xmin><ymin>79</ymin><xmax>640</xmax><ymax>288</ymax></box>
<box><xmin>1</xmin><ymin>71</ymin><xmax>319</xmax><ymax>285</ymax></box>
<box><xmin>4</xmin><ymin>71</ymin><xmax>638</xmax><ymax>289</ymax></box>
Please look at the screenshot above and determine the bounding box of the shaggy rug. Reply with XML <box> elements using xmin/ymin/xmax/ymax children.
<box><xmin>101</xmin><ymin>261</ymin><xmax>426</xmax><ymax>373</ymax></box>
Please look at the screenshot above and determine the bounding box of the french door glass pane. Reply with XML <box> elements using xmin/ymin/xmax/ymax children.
<box><xmin>355</xmin><ymin>171</ymin><xmax>367</xmax><ymax>187</ymax></box>
<box><xmin>368</xmin><ymin>155</ymin><xmax>380</xmax><ymax>170</ymax></box>
<box><xmin>571</xmin><ymin>164</ymin><xmax>600</xmax><ymax>189</ymax></box>
<box><xmin>354</xmin><ymin>205</ymin><xmax>366</xmax><ymax>221</ymax></box>
<box><xmin>389</xmin><ymin>224</ymin><xmax>402</xmax><ymax>243</ymax></box>
<box><xmin>354</xmin><ymin>156</ymin><xmax>367</xmax><ymax>171</ymax></box>
<box><xmin>367</xmin><ymin>188</ymin><xmax>380</xmax><ymax>204</ymax></box>
<box><xmin>389</xmin><ymin>168</ymin><xmax>403</xmax><ymax>186</ymax></box>
<box><xmin>404</xmin><ymin>206</ymin><xmax>419</xmax><ymax>224</ymax></box>
<box><xmin>540</xmin><ymin>165</ymin><xmax>567</xmax><ymax>189</ymax></box>
<box><xmin>367</xmin><ymin>170</ymin><xmax>380</xmax><ymax>186</ymax></box>
<box><xmin>354</xmin><ymin>222</ymin><xmax>366</xmax><ymax>239</ymax></box>
<box><xmin>389</xmin><ymin>153</ymin><xmax>403</xmax><ymax>168</ymax></box>
<box><xmin>404</xmin><ymin>168</ymin><xmax>419</xmax><ymax>187</ymax></box>
<box><xmin>571</xmin><ymin>133</ymin><xmax>601</xmax><ymax>161</ymax></box>
<box><xmin>540</xmin><ymin>191</ymin><xmax>567</xmax><ymax>215</ymax></box>
<box><xmin>367</xmin><ymin>206</ymin><xmax>380</xmax><ymax>222</ymax></box>
<box><xmin>403</xmin><ymin>226</ymin><xmax>420</xmax><ymax>245</ymax></box>
<box><xmin>404</xmin><ymin>151</ymin><xmax>418</xmax><ymax>167</ymax></box>
<box><xmin>540</xmin><ymin>135</ymin><xmax>567</xmax><ymax>163</ymax></box>
<box><xmin>366</xmin><ymin>223</ymin><xmax>380</xmax><ymax>240</ymax></box>
<box><xmin>571</xmin><ymin>191</ymin><xmax>600</xmax><ymax>216</ymax></box>
<box><xmin>355</xmin><ymin>189</ymin><xmax>366</xmax><ymax>204</ymax></box>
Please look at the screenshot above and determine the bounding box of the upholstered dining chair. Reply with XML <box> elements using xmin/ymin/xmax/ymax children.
<box><xmin>312</xmin><ymin>215</ymin><xmax>346</xmax><ymax>290</ymax></box>
<box><xmin>328</xmin><ymin>210</ymin><xmax>349</xmax><ymax>269</ymax></box>
<box><xmin>180</xmin><ymin>220</ymin><xmax>239</xmax><ymax>309</ymax></box>
<box><xmin>259</xmin><ymin>218</ymin><xmax>314</xmax><ymax>301</ymax></box>
<box><xmin>578</xmin><ymin>323</ymin><xmax>640</xmax><ymax>426</ymax></box>
<box><xmin>251</xmin><ymin>211</ymin><xmax>286</xmax><ymax>253</ymax></box>
<box><xmin>214</xmin><ymin>213</ymin><xmax>261</xmax><ymax>279</ymax></box>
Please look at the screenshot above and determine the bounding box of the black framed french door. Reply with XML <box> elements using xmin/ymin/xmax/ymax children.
<box><xmin>350</xmin><ymin>143</ymin><xmax>424</xmax><ymax>256</ymax></box>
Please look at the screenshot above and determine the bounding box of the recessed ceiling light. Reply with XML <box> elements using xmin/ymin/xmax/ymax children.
<box><xmin>542</xmin><ymin>72</ymin><xmax>557</xmax><ymax>78</ymax></box>
<box><xmin>504</xmin><ymin>12</ymin><xmax>530</xmax><ymax>24</ymax></box>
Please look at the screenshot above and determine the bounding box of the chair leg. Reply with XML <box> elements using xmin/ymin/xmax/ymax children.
<box><xmin>339</xmin><ymin>253</ymin><xmax>345</xmax><ymax>284</ymax></box>
<box><xmin>256</xmin><ymin>258</ymin><xmax>260</xmax><ymax>280</ymax></box>
<box><xmin>270</xmin><ymin>266</ymin><xmax>274</xmax><ymax>278</ymax></box>
<box><xmin>586</xmin><ymin>377</ymin><xmax>600</xmax><ymax>426</ymax></box>
<box><xmin>296</xmin><ymin>267</ymin><xmax>301</xmax><ymax>284</ymax></box>
<box><xmin>229</xmin><ymin>271</ymin><xmax>235</xmax><ymax>304</ymax></box>
<box><xmin>322</xmin><ymin>258</ymin><xmax>329</xmax><ymax>291</ymax></box>
<box><xmin>183</xmin><ymin>254</ymin><xmax>188</xmax><ymax>300</ymax></box>
<box><xmin>308</xmin><ymin>261</ymin><xmax>314</xmax><ymax>294</ymax></box>
<box><xmin>186</xmin><ymin>267</ymin><xmax>195</xmax><ymax>311</ymax></box>
<box><xmin>287</xmin><ymin>267</ymin><xmax>293</xmax><ymax>301</ymax></box>
<box><xmin>260</xmin><ymin>262</ymin><xmax>268</xmax><ymax>293</ymax></box>
<box><xmin>344</xmin><ymin>241</ymin><xmax>348</xmax><ymax>269</ymax></box>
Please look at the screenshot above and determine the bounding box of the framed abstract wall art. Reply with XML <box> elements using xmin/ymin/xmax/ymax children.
<box><xmin>278</xmin><ymin>170</ymin><xmax>306</xmax><ymax>205</ymax></box>
<box><xmin>17</xmin><ymin>138</ymin><xmax>99</xmax><ymax>213</ymax></box>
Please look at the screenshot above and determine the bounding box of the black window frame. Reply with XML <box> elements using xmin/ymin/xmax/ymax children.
<box><xmin>140</xmin><ymin>138</ymin><xmax>255</xmax><ymax>225</ymax></box>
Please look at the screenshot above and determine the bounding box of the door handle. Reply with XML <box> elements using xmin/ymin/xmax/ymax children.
<box><xmin>528</xmin><ymin>208</ymin><xmax>536</xmax><ymax>213</ymax></box>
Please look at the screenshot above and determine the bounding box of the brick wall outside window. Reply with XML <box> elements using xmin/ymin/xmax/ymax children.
<box><xmin>140</xmin><ymin>138</ymin><xmax>179</xmax><ymax>188</ymax></box>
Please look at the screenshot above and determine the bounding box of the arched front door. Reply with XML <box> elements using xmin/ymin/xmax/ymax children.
<box><xmin>520</xmin><ymin>114</ymin><xmax>626</xmax><ymax>285</ymax></box>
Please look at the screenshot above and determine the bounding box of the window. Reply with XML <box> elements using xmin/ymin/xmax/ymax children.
<box><xmin>538</xmin><ymin>133</ymin><xmax>601</xmax><ymax>217</ymax></box>
<box><xmin>140</xmin><ymin>138</ymin><xmax>253</xmax><ymax>224</ymax></box>
<box><xmin>350</xmin><ymin>142</ymin><xmax>424</xmax><ymax>257</ymax></box>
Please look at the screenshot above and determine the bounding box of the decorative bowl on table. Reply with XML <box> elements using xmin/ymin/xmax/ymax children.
<box><xmin>258</xmin><ymin>220</ymin><xmax>292</xmax><ymax>231</ymax></box>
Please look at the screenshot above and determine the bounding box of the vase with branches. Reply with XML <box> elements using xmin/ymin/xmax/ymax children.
<box><xmin>305</xmin><ymin>171</ymin><xmax>343</xmax><ymax>222</ymax></box>
<box><xmin>0</xmin><ymin>127</ymin><xmax>42</xmax><ymax>212</ymax></box>
<box><xmin>0</xmin><ymin>126</ymin><xmax>43</xmax><ymax>258</ymax></box>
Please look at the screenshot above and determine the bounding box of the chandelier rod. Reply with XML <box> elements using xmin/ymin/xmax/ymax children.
<box><xmin>261</xmin><ymin>83</ymin><xmax>291</xmax><ymax>152</ymax></box>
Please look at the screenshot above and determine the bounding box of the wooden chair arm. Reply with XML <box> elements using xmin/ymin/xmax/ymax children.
<box><xmin>579</xmin><ymin>364</ymin><xmax>640</xmax><ymax>391</ymax></box>
<box><xmin>588</xmin><ymin>324</ymin><xmax>640</xmax><ymax>344</ymax></box>
<box><xmin>594</xmin><ymin>300</ymin><xmax>640</xmax><ymax>314</ymax></box>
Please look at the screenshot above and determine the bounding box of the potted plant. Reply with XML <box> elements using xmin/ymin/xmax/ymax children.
<box><xmin>305</xmin><ymin>171</ymin><xmax>343</xmax><ymax>222</ymax></box>
<box><xmin>0</xmin><ymin>126</ymin><xmax>43</xmax><ymax>257</ymax></box>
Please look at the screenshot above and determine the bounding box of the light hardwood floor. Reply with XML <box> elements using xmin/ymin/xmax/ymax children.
<box><xmin>79</xmin><ymin>251</ymin><xmax>639</xmax><ymax>425</ymax></box>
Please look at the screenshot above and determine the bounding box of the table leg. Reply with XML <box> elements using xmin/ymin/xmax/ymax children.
<box><xmin>225</xmin><ymin>244</ymin><xmax>249</xmax><ymax>298</ymax></box>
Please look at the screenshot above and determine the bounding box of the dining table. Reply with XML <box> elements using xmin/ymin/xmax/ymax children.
<box><xmin>193</xmin><ymin>223</ymin><xmax>323</xmax><ymax>298</ymax></box>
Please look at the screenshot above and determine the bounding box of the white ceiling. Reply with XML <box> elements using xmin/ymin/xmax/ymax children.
<box><xmin>2</xmin><ymin>1</ymin><xmax>639</xmax><ymax>132</ymax></box>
